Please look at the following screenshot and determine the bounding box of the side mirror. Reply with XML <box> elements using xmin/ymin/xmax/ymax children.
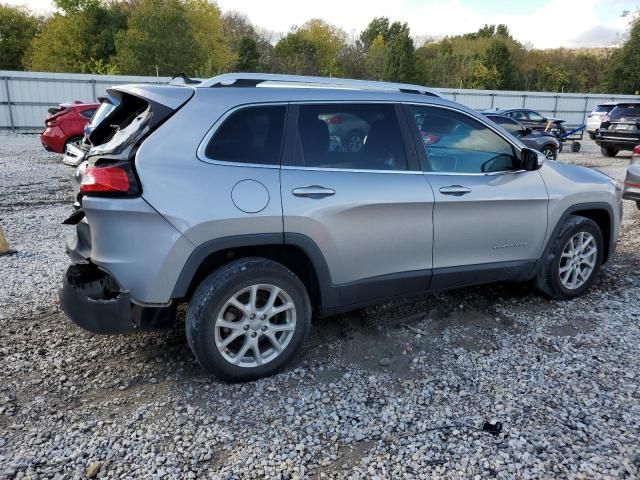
<box><xmin>520</xmin><ymin>148</ymin><xmax>542</xmax><ymax>171</ymax></box>
<box><xmin>524</xmin><ymin>127</ymin><xmax>532</xmax><ymax>135</ymax></box>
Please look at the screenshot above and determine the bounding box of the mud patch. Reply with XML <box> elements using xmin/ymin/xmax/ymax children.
<box><xmin>546</xmin><ymin>318</ymin><xmax>597</xmax><ymax>337</ymax></box>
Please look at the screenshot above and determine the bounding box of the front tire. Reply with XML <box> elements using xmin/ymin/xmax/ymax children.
<box><xmin>541</xmin><ymin>145</ymin><xmax>557</xmax><ymax>160</ymax></box>
<box><xmin>535</xmin><ymin>216</ymin><xmax>604</xmax><ymax>300</ymax></box>
<box><xmin>186</xmin><ymin>258</ymin><xmax>311</xmax><ymax>382</ymax></box>
<box><xmin>601</xmin><ymin>146</ymin><xmax>618</xmax><ymax>157</ymax></box>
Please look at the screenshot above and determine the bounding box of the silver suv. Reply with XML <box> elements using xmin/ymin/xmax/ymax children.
<box><xmin>60</xmin><ymin>74</ymin><xmax>623</xmax><ymax>382</ymax></box>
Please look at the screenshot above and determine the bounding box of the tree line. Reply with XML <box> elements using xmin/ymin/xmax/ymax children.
<box><xmin>1</xmin><ymin>0</ymin><xmax>638</xmax><ymax>94</ymax></box>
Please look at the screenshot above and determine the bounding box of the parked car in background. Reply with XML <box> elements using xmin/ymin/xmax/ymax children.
<box><xmin>586</xmin><ymin>102</ymin><xmax>618</xmax><ymax>140</ymax></box>
<box><xmin>318</xmin><ymin>112</ymin><xmax>370</xmax><ymax>152</ymax></box>
<box><xmin>482</xmin><ymin>113</ymin><xmax>560</xmax><ymax>159</ymax></box>
<box><xmin>62</xmin><ymin>96</ymin><xmax>119</xmax><ymax>167</ymax></box>
<box><xmin>488</xmin><ymin>108</ymin><xmax>558</xmax><ymax>131</ymax></box>
<box><xmin>595</xmin><ymin>103</ymin><xmax>640</xmax><ymax>157</ymax></box>
<box><xmin>59</xmin><ymin>73</ymin><xmax>622</xmax><ymax>382</ymax></box>
<box><xmin>40</xmin><ymin>101</ymin><xmax>98</xmax><ymax>154</ymax></box>
<box><xmin>623</xmin><ymin>145</ymin><xmax>640</xmax><ymax>209</ymax></box>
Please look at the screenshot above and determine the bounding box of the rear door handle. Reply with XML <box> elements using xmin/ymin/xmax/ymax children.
<box><xmin>439</xmin><ymin>185</ymin><xmax>472</xmax><ymax>196</ymax></box>
<box><xmin>292</xmin><ymin>186</ymin><xmax>336</xmax><ymax>198</ymax></box>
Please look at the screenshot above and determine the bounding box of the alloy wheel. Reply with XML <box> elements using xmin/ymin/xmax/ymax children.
<box><xmin>558</xmin><ymin>232</ymin><xmax>597</xmax><ymax>290</ymax></box>
<box><xmin>214</xmin><ymin>284</ymin><xmax>296</xmax><ymax>368</ymax></box>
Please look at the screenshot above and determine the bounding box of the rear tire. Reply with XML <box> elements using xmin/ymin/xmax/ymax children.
<box><xmin>535</xmin><ymin>216</ymin><xmax>604</xmax><ymax>300</ymax></box>
<box><xmin>186</xmin><ymin>258</ymin><xmax>311</xmax><ymax>382</ymax></box>
<box><xmin>571</xmin><ymin>142</ymin><xmax>581</xmax><ymax>153</ymax></box>
<box><xmin>601</xmin><ymin>146</ymin><xmax>618</xmax><ymax>157</ymax></box>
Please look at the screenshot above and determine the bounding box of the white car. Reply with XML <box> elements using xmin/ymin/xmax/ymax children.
<box><xmin>586</xmin><ymin>102</ymin><xmax>618</xmax><ymax>139</ymax></box>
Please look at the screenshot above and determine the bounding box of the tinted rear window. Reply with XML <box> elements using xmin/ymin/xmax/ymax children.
<box><xmin>609</xmin><ymin>104</ymin><xmax>640</xmax><ymax>118</ymax></box>
<box><xmin>594</xmin><ymin>104</ymin><xmax>615</xmax><ymax>113</ymax></box>
<box><xmin>79</xmin><ymin>108</ymin><xmax>97</xmax><ymax>120</ymax></box>
<box><xmin>205</xmin><ymin>106</ymin><xmax>286</xmax><ymax>165</ymax></box>
<box><xmin>293</xmin><ymin>103</ymin><xmax>407</xmax><ymax>171</ymax></box>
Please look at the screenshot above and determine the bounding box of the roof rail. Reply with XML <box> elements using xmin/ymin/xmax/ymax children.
<box><xmin>198</xmin><ymin>73</ymin><xmax>439</xmax><ymax>97</ymax></box>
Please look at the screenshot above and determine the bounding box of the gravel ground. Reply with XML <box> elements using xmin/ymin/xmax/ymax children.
<box><xmin>0</xmin><ymin>135</ymin><xmax>639</xmax><ymax>479</ymax></box>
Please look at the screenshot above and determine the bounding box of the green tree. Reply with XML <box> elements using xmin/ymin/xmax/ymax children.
<box><xmin>336</xmin><ymin>41</ymin><xmax>367</xmax><ymax>79</ymax></box>
<box><xmin>484</xmin><ymin>40</ymin><xmax>514</xmax><ymax>89</ymax></box>
<box><xmin>384</xmin><ymin>23</ymin><xmax>415</xmax><ymax>82</ymax></box>
<box><xmin>297</xmin><ymin>19</ymin><xmax>346</xmax><ymax>76</ymax></box>
<box><xmin>222</xmin><ymin>11</ymin><xmax>273</xmax><ymax>72</ymax></box>
<box><xmin>365</xmin><ymin>34</ymin><xmax>387</xmax><ymax>80</ymax></box>
<box><xmin>273</xmin><ymin>30</ymin><xmax>321</xmax><ymax>75</ymax></box>
<box><xmin>606</xmin><ymin>16</ymin><xmax>640</xmax><ymax>93</ymax></box>
<box><xmin>236</xmin><ymin>36</ymin><xmax>260</xmax><ymax>71</ymax></box>
<box><xmin>273</xmin><ymin>20</ymin><xmax>346</xmax><ymax>76</ymax></box>
<box><xmin>360</xmin><ymin>16</ymin><xmax>390</xmax><ymax>50</ymax></box>
<box><xmin>0</xmin><ymin>4</ymin><xmax>40</xmax><ymax>70</ymax></box>
<box><xmin>29</xmin><ymin>2</ymin><xmax>127</xmax><ymax>73</ymax></box>
<box><xmin>114</xmin><ymin>0</ymin><xmax>201</xmax><ymax>76</ymax></box>
<box><xmin>183</xmin><ymin>0</ymin><xmax>232</xmax><ymax>76</ymax></box>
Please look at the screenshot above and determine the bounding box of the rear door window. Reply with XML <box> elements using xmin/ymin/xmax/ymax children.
<box><xmin>204</xmin><ymin>105</ymin><xmax>286</xmax><ymax>165</ymax></box>
<box><xmin>292</xmin><ymin>103</ymin><xmax>407</xmax><ymax>171</ymax></box>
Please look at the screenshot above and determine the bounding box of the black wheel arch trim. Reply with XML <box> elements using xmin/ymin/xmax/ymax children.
<box><xmin>540</xmin><ymin>202</ymin><xmax>616</xmax><ymax>266</ymax></box>
<box><xmin>171</xmin><ymin>232</ymin><xmax>339</xmax><ymax>310</ymax></box>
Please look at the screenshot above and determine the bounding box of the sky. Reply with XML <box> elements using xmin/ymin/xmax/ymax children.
<box><xmin>7</xmin><ymin>0</ymin><xmax>639</xmax><ymax>49</ymax></box>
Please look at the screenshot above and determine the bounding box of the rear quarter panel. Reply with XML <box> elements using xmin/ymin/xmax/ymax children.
<box><xmin>134</xmin><ymin>88</ymin><xmax>284</xmax><ymax>246</ymax></box>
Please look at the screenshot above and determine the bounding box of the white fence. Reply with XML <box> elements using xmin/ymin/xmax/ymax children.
<box><xmin>1</xmin><ymin>70</ymin><xmax>639</xmax><ymax>131</ymax></box>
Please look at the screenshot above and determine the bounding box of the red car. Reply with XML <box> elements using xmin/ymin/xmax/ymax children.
<box><xmin>40</xmin><ymin>101</ymin><xmax>98</xmax><ymax>154</ymax></box>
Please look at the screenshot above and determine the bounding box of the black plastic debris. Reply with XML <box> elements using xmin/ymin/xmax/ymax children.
<box><xmin>482</xmin><ymin>421</ymin><xmax>503</xmax><ymax>436</ymax></box>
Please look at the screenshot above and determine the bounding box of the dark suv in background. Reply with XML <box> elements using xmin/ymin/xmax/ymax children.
<box><xmin>596</xmin><ymin>102</ymin><xmax>640</xmax><ymax>157</ymax></box>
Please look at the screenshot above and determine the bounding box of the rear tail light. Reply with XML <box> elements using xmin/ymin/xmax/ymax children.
<box><xmin>80</xmin><ymin>163</ymin><xmax>140</xmax><ymax>196</ymax></box>
<box><xmin>624</xmin><ymin>180</ymin><xmax>640</xmax><ymax>188</ymax></box>
<box><xmin>634</xmin><ymin>145</ymin><xmax>640</xmax><ymax>156</ymax></box>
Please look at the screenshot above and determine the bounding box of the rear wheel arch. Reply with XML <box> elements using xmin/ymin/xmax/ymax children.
<box><xmin>172</xmin><ymin>234</ymin><xmax>335</xmax><ymax>311</ymax></box>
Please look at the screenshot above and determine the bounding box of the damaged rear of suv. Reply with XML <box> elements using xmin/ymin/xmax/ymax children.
<box><xmin>61</xmin><ymin>85</ymin><xmax>194</xmax><ymax>334</ymax></box>
<box><xmin>60</xmin><ymin>73</ymin><xmax>622</xmax><ymax>383</ymax></box>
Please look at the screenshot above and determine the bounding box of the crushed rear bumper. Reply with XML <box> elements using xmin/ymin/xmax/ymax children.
<box><xmin>59</xmin><ymin>264</ymin><xmax>175</xmax><ymax>335</ymax></box>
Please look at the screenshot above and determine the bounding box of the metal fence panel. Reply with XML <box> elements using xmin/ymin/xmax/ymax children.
<box><xmin>0</xmin><ymin>70</ymin><xmax>171</xmax><ymax>131</ymax></box>
<box><xmin>1</xmin><ymin>70</ymin><xmax>639</xmax><ymax>131</ymax></box>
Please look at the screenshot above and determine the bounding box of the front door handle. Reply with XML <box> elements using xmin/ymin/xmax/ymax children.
<box><xmin>292</xmin><ymin>186</ymin><xmax>336</xmax><ymax>199</ymax></box>
<box><xmin>439</xmin><ymin>185</ymin><xmax>472</xmax><ymax>196</ymax></box>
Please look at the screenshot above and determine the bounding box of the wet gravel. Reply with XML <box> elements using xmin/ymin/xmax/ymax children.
<box><xmin>0</xmin><ymin>135</ymin><xmax>639</xmax><ymax>479</ymax></box>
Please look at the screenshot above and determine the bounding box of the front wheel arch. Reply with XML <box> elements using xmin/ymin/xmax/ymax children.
<box><xmin>539</xmin><ymin>204</ymin><xmax>613</xmax><ymax>268</ymax></box>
